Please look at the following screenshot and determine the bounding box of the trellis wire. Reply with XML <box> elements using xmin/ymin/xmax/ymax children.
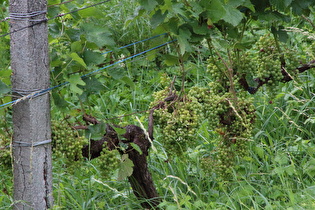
<box><xmin>0</xmin><ymin>39</ymin><xmax>177</xmax><ymax>109</ymax></box>
<box><xmin>101</xmin><ymin>33</ymin><xmax>168</xmax><ymax>55</ymax></box>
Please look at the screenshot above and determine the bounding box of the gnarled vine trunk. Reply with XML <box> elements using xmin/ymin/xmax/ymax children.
<box><xmin>82</xmin><ymin>123</ymin><xmax>160</xmax><ymax>209</ymax></box>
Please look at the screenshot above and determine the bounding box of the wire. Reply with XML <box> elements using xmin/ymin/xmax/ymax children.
<box><xmin>0</xmin><ymin>39</ymin><xmax>177</xmax><ymax>109</ymax></box>
<box><xmin>0</xmin><ymin>0</ymin><xmax>112</xmax><ymax>38</ymax></box>
<box><xmin>101</xmin><ymin>33</ymin><xmax>168</xmax><ymax>54</ymax></box>
<box><xmin>82</xmin><ymin>39</ymin><xmax>176</xmax><ymax>78</ymax></box>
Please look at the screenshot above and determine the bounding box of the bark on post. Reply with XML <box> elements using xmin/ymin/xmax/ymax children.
<box><xmin>9</xmin><ymin>0</ymin><xmax>53</xmax><ymax>209</ymax></box>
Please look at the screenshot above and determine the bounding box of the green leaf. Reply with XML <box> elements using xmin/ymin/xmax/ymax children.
<box><xmin>222</xmin><ymin>4</ymin><xmax>244</xmax><ymax>26</ymax></box>
<box><xmin>82</xmin><ymin>23</ymin><xmax>115</xmax><ymax>48</ymax></box>
<box><xmin>79</xmin><ymin>76</ymin><xmax>105</xmax><ymax>101</ymax></box>
<box><xmin>86</xmin><ymin>122</ymin><xmax>106</xmax><ymax>140</ymax></box>
<box><xmin>270</xmin><ymin>0</ymin><xmax>293</xmax><ymax>11</ymax></box>
<box><xmin>205</xmin><ymin>0</ymin><xmax>226</xmax><ymax>23</ymax></box>
<box><xmin>78</xmin><ymin>7</ymin><xmax>102</xmax><ymax>18</ymax></box>
<box><xmin>113</xmin><ymin>126</ymin><xmax>126</xmax><ymax>135</ymax></box>
<box><xmin>120</xmin><ymin>76</ymin><xmax>135</xmax><ymax>90</ymax></box>
<box><xmin>80</xmin><ymin>76</ymin><xmax>105</xmax><ymax>94</ymax></box>
<box><xmin>70</xmin><ymin>52</ymin><xmax>87</xmax><ymax>68</ymax></box>
<box><xmin>234</xmin><ymin>40</ymin><xmax>256</xmax><ymax>50</ymax></box>
<box><xmin>190</xmin><ymin>2</ymin><xmax>204</xmax><ymax>18</ymax></box>
<box><xmin>271</xmin><ymin>26</ymin><xmax>288</xmax><ymax>42</ymax></box>
<box><xmin>65</xmin><ymin>28</ymin><xmax>81</xmax><ymax>41</ymax></box>
<box><xmin>107</xmin><ymin>68</ymin><xmax>125</xmax><ymax>80</ymax></box>
<box><xmin>162</xmin><ymin>17</ymin><xmax>179</xmax><ymax>34</ymax></box>
<box><xmin>71</xmin><ymin>41</ymin><xmax>82</xmax><ymax>52</ymax></box>
<box><xmin>130</xmin><ymin>143</ymin><xmax>143</xmax><ymax>155</ymax></box>
<box><xmin>163</xmin><ymin>54</ymin><xmax>179</xmax><ymax>66</ymax></box>
<box><xmin>177</xmin><ymin>28</ymin><xmax>192</xmax><ymax>54</ymax></box>
<box><xmin>243</xmin><ymin>0</ymin><xmax>256</xmax><ymax>12</ymax></box>
<box><xmin>0</xmin><ymin>80</ymin><xmax>10</xmax><ymax>96</ymax></box>
<box><xmin>139</xmin><ymin>0</ymin><xmax>158</xmax><ymax>11</ymax></box>
<box><xmin>150</xmin><ymin>9</ymin><xmax>167</xmax><ymax>28</ymax></box>
<box><xmin>117</xmin><ymin>154</ymin><xmax>134</xmax><ymax>181</ymax></box>
<box><xmin>191</xmin><ymin>19</ymin><xmax>209</xmax><ymax>35</ymax></box>
<box><xmin>171</xmin><ymin>3</ymin><xmax>186</xmax><ymax>17</ymax></box>
<box><xmin>304</xmin><ymin>159</ymin><xmax>315</xmax><ymax>176</ymax></box>
<box><xmin>52</xmin><ymin>92</ymin><xmax>68</xmax><ymax>110</ymax></box>
<box><xmin>68</xmin><ymin>74</ymin><xmax>85</xmax><ymax>95</ymax></box>
<box><xmin>83</xmin><ymin>50</ymin><xmax>105</xmax><ymax>67</ymax></box>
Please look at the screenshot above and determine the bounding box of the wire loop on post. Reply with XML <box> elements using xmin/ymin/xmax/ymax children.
<box><xmin>8</xmin><ymin>10</ymin><xmax>47</xmax><ymax>22</ymax></box>
<box><xmin>12</xmin><ymin>88</ymin><xmax>43</xmax><ymax>97</ymax></box>
<box><xmin>12</xmin><ymin>139</ymin><xmax>52</xmax><ymax>147</ymax></box>
<box><xmin>11</xmin><ymin>88</ymin><xmax>50</xmax><ymax>106</ymax></box>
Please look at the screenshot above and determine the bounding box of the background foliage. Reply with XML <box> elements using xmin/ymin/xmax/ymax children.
<box><xmin>1</xmin><ymin>0</ymin><xmax>315</xmax><ymax>209</ymax></box>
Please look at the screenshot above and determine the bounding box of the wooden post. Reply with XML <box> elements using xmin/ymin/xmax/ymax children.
<box><xmin>9</xmin><ymin>0</ymin><xmax>53</xmax><ymax>209</ymax></box>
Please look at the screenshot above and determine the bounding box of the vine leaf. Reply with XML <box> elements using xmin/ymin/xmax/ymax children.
<box><xmin>205</xmin><ymin>0</ymin><xmax>226</xmax><ymax>22</ymax></box>
<box><xmin>86</xmin><ymin>122</ymin><xmax>107</xmax><ymax>140</ymax></box>
<box><xmin>130</xmin><ymin>143</ymin><xmax>143</xmax><ymax>155</ymax></box>
<box><xmin>68</xmin><ymin>74</ymin><xmax>86</xmax><ymax>95</ymax></box>
<box><xmin>113</xmin><ymin>126</ymin><xmax>126</xmax><ymax>136</ymax></box>
<box><xmin>0</xmin><ymin>80</ymin><xmax>10</xmax><ymax>96</ymax></box>
<box><xmin>70</xmin><ymin>52</ymin><xmax>87</xmax><ymax>68</ymax></box>
<box><xmin>222</xmin><ymin>4</ymin><xmax>244</xmax><ymax>27</ymax></box>
<box><xmin>83</xmin><ymin>49</ymin><xmax>105</xmax><ymax>67</ymax></box>
<box><xmin>178</xmin><ymin>28</ymin><xmax>192</xmax><ymax>54</ymax></box>
<box><xmin>78</xmin><ymin>7</ymin><xmax>102</xmax><ymax>18</ymax></box>
<box><xmin>164</xmin><ymin>54</ymin><xmax>179</xmax><ymax>66</ymax></box>
<box><xmin>269</xmin><ymin>0</ymin><xmax>293</xmax><ymax>11</ymax></box>
<box><xmin>52</xmin><ymin>92</ymin><xmax>68</xmax><ymax>110</ymax></box>
<box><xmin>139</xmin><ymin>0</ymin><xmax>158</xmax><ymax>11</ymax></box>
<box><xmin>82</xmin><ymin>23</ymin><xmax>115</xmax><ymax>48</ymax></box>
<box><xmin>117</xmin><ymin>154</ymin><xmax>134</xmax><ymax>181</ymax></box>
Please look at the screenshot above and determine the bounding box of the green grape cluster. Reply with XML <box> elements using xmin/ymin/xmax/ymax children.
<box><xmin>152</xmin><ymin>89</ymin><xmax>203</xmax><ymax>155</ymax></box>
<box><xmin>151</xmin><ymin>68</ymin><xmax>255</xmax><ymax>178</ymax></box>
<box><xmin>96</xmin><ymin>146</ymin><xmax>120</xmax><ymax>178</ymax></box>
<box><xmin>0</xmin><ymin>133</ymin><xmax>11</xmax><ymax>169</ymax></box>
<box><xmin>207</xmin><ymin>61</ymin><xmax>229</xmax><ymax>93</ymax></box>
<box><xmin>159</xmin><ymin>73</ymin><xmax>172</xmax><ymax>87</ymax></box>
<box><xmin>249</xmin><ymin>34</ymin><xmax>307</xmax><ymax>94</ymax></box>
<box><xmin>197</xmin><ymin>57</ymin><xmax>256</xmax><ymax>179</ymax></box>
<box><xmin>234</xmin><ymin>51</ymin><xmax>256</xmax><ymax>77</ymax></box>
<box><xmin>254</xmin><ymin>34</ymin><xmax>282</xmax><ymax>84</ymax></box>
<box><xmin>51</xmin><ymin>120</ymin><xmax>88</xmax><ymax>165</ymax></box>
<box><xmin>150</xmin><ymin>87</ymin><xmax>169</xmax><ymax>105</ymax></box>
<box><xmin>283</xmin><ymin>50</ymin><xmax>301</xmax><ymax>78</ymax></box>
<box><xmin>188</xmin><ymin>86</ymin><xmax>225</xmax><ymax>129</ymax></box>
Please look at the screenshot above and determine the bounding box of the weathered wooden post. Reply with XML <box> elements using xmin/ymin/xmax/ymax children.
<box><xmin>9</xmin><ymin>0</ymin><xmax>53</xmax><ymax>209</ymax></box>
